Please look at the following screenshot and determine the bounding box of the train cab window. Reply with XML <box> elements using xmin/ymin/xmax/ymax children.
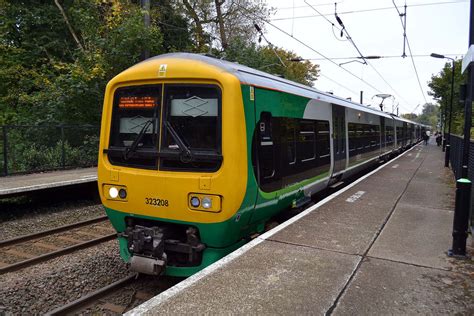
<box><xmin>160</xmin><ymin>84</ymin><xmax>222</xmax><ymax>171</ymax></box>
<box><xmin>107</xmin><ymin>85</ymin><xmax>162</xmax><ymax>168</ymax></box>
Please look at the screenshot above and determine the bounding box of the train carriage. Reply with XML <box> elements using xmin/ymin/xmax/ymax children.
<box><xmin>98</xmin><ymin>53</ymin><xmax>424</xmax><ymax>277</ymax></box>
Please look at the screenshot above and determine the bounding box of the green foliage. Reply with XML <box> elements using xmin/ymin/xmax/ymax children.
<box><xmin>427</xmin><ymin>59</ymin><xmax>473</xmax><ymax>137</ymax></box>
<box><xmin>0</xmin><ymin>0</ymin><xmax>166</xmax><ymax>125</ymax></box>
<box><xmin>0</xmin><ymin>0</ymin><xmax>322</xmax><ymax>174</ymax></box>
<box><xmin>401</xmin><ymin>113</ymin><xmax>418</xmax><ymax>120</ymax></box>
<box><xmin>0</xmin><ymin>0</ymin><xmax>319</xmax><ymax>126</ymax></box>
<box><xmin>2</xmin><ymin>125</ymin><xmax>99</xmax><ymax>174</ymax></box>
<box><xmin>222</xmin><ymin>38</ymin><xmax>319</xmax><ymax>86</ymax></box>
<box><xmin>415</xmin><ymin>103</ymin><xmax>439</xmax><ymax>128</ymax></box>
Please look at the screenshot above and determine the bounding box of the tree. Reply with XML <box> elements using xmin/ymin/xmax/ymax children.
<box><xmin>180</xmin><ymin>0</ymin><xmax>271</xmax><ymax>53</ymax></box>
<box><xmin>222</xmin><ymin>38</ymin><xmax>319</xmax><ymax>86</ymax></box>
<box><xmin>416</xmin><ymin>103</ymin><xmax>439</xmax><ymax>128</ymax></box>
<box><xmin>0</xmin><ymin>0</ymin><xmax>319</xmax><ymax>126</ymax></box>
<box><xmin>0</xmin><ymin>0</ymin><xmax>167</xmax><ymax>125</ymax></box>
<box><xmin>401</xmin><ymin>113</ymin><xmax>418</xmax><ymax>120</ymax></box>
<box><xmin>427</xmin><ymin>59</ymin><xmax>468</xmax><ymax>135</ymax></box>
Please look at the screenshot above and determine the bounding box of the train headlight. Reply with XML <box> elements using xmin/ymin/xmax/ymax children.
<box><xmin>188</xmin><ymin>193</ymin><xmax>221</xmax><ymax>212</ymax></box>
<box><xmin>190</xmin><ymin>196</ymin><xmax>200</xmax><ymax>208</ymax></box>
<box><xmin>104</xmin><ymin>184</ymin><xmax>128</xmax><ymax>201</ymax></box>
<box><xmin>202</xmin><ymin>197</ymin><xmax>212</xmax><ymax>209</ymax></box>
<box><xmin>118</xmin><ymin>188</ymin><xmax>127</xmax><ymax>199</ymax></box>
<box><xmin>109</xmin><ymin>187</ymin><xmax>119</xmax><ymax>198</ymax></box>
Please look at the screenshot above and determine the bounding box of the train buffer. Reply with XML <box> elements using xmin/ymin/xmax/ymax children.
<box><xmin>0</xmin><ymin>167</ymin><xmax>97</xmax><ymax>198</ymax></box>
<box><xmin>128</xmin><ymin>143</ymin><xmax>473</xmax><ymax>315</ymax></box>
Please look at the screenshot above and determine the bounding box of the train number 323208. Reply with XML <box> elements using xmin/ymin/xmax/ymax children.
<box><xmin>145</xmin><ymin>198</ymin><xmax>169</xmax><ymax>207</ymax></box>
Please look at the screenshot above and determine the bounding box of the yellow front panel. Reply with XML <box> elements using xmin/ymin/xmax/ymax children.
<box><xmin>97</xmin><ymin>57</ymin><xmax>248</xmax><ymax>224</ymax></box>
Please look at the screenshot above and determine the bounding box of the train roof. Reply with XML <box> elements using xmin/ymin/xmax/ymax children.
<box><xmin>146</xmin><ymin>53</ymin><xmax>423</xmax><ymax>126</ymax></box>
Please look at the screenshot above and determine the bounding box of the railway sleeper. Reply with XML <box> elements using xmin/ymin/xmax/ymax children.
<box><xmin>121</xmin><ymin>223</ymin><xmax>205</xmax><ymax>275</ymax></box>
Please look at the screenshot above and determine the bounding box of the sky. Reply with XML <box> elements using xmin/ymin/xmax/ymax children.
<box><xmin>262</xmin><ymin>0</ymin><xmax>470</xmax><ymax>114</ymax></box>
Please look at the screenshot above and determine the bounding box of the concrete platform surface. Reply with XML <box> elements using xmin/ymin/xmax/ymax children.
<box><xmin>0</xmin><ymin>167</ymin><xmax>97</xmax><ymax>196</ymax></box>
<box><xmin>129</xmin><ymin>144</ymin><xmax>473</xmax><ymax>315</ymax></box>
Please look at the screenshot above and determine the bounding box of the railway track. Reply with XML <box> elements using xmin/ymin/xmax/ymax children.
<box><xmin>46</xmin><ymin>273</ymin><xmax>181</xmax><ymax>315</ymax></box>
<box><xmin>46</xmin><ymin>273</ymin><xmax>140</xmax><ymax>315</ymax></box>
<box><xmin>0</xmin><ymin>215</ymin><xmax>116</xmax><ymax>274</ymax></box>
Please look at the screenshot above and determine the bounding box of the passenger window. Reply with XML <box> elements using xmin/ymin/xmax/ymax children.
<box><xmin>299</xmin><ymin>121</ymin><xmax>316</xmax><ymax>162</ymax></box>
<box><xmin>287</xmin><ymin>127</ymin><xmax>296</xmax><ymax>165</ymax></box>
<box><xmin>317</xmin><ymin>121</ymin><xmax>330</xmax><ymax>158</ymax></box>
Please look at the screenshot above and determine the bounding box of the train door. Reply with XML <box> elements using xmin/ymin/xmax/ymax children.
<box><xmin>250</xmin><ymin>87</ymin><xmax>281</xmax><ymax>225</ymax></box>
<box><xmin>332</xmin><ymin>104</ymin><xmax>346</xmax><ymax>176</ymax></box>
<box><xmin>256</xmin><ymin>111</ymin><xmax>276</xmax><ymax>186</ymax></box>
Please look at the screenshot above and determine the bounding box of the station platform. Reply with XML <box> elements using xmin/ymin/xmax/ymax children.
<box><xmin>0</xmin><ymin>167</ymin><xmax>97</xmax><ymax>198</ymax></box>
<box><xmin>129</xmin><ymin>143</ymin><xmax>474</xmax><ymax>315</ymax></box>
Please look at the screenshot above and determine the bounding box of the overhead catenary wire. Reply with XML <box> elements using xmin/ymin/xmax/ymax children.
<box><xmin>392</xmin><ymin>1</ymin><xmax>429</xmax><ymax>110</ymax></box>
<box><xmin>261</xmin><ymin>19</ymin><xmax>384</xmax><ymax>95</ymax></box>
<box><xmin>271</xmin><ymin>0</ymin><xmax>468</xmax><ymax>21</ymax></box>
<box><xmin>158</xmin><ymin>11</ymin><xmax>360</xmax><ymax>98</ymax></box>
<box><xmin>158</xmin><ymin>3</ymin><xmax>422</xmax><ymax>112</ymax></box>
<box><xmin>254</xmin><ymin>23</ymin><xmax>287</xmax><ymax>68</ymax></box>
<box><xmin>300</xmin><ymin>54</ymin><xmax>462</xmax><ymax>60</ymax></box>
<box><xmin>304</xmin><ymin>0</ymin><xmax>412</xmax><ymax>111</ymax></box>
<box><xmin>232</xmin><ymin>2</ymin><xmax>388</xmax><ymax>97</ymax></box>
<box><xmin>303</xmin><ymin>0</ymin><xmax>347</xmax><ymax>42</ymax></box>
<box><xmin>320</xmin><ymin>73</ymin><xmax>359</xmax><ymax>95</ymax></box>
<box><xmin>333</xmin><ymin>3</ymin><xmax>368</xmax><ymax>64</ymax></box>
<box><xmin>276</xmin><ymin>1</ymin><xmax>343</xmax><ymax>10</ymax></box>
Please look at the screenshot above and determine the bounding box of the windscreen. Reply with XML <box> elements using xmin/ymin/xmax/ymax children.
<box><xmin>160</xmin><ymin>84</ymin><xmax>222</xmax><ymax>171</ymax></box>
<box><xmin>108</xmin><ymin>85</ymin><xmax>161</xmax><ymax>168</ymax></box>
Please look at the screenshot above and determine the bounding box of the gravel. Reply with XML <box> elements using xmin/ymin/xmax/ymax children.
<box><xmin>0</xmin><ymin>188</ymin><xmax>181</xmax><ymax>314</ymax></box>
<box><xmin>0</xmin><ymin>202</ymin><xmax>105</xmax><ymax>241</ymax></box>
<box><xmin>0</xmin><ymin>240</ymin><xmax>130</xmax><ymax>314</ymax></box>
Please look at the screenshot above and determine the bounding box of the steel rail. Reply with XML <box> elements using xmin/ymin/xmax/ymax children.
<box><xmin>0</xmin><ymin>233</ymin><xmax>116</xmax><ymax>274</ymax></box>
<box><xmin>46</xmin><ymin>273</ymin><xmax>139</xmax><ymax>315</ymax></box>
<box><xmin>0</xmin><ymin>215</ymin><xmax>108</xmax><ymax>247</ymax></box>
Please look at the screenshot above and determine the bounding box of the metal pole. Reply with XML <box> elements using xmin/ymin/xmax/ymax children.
<box><xmin>2</xmin><ymin>126</ymin><xmax>8</xmax><ymax>176</ymax></box>
<box><xmin>61</xmin><ymin>126</ymin><xmax>65</xmax><ymax>169</ymax></box>
<box><xmin>445</xmin><ymin>59</ymin><xmax>455</xmax><ymax>167</ymax></box>
<box><xmin>442</xmin><ymin>98</ymin><xmax>447</xmax><ymax>151</ymax></box>
<box><xmin>141</xmin><ymin>0</ymin><xmax>150</xmax><ymax>61</ymax></box>
<box><xmin>449</xmin><ymin>0</ymin><xmax>473</xmax><ymax>258</ymax></box>
<box><xmin>360</xmin><ymin>91</ymin><xmax>363</xmax><ymax>104</ymax></box>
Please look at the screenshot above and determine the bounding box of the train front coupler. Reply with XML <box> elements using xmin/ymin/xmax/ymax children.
<box><xmin>120</xmin><ymin>224</ymin><xmax>206</xmax><ymax>275</ymax></box>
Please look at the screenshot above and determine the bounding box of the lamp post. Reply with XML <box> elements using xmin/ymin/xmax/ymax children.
<box><xmin>430</xmin><ymin>53</ymin><xmax>455</xmax><ymax>167</ymax></box>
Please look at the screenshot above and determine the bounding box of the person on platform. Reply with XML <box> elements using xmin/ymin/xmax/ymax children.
<box><xmin>423</xmin><ymin>131</ymin><xmax>429</xmax><ymax>145</ymax></box>
<box><xmin>436</xmin><ymin>132</ymin><xmax>442</xmax><ymax>146</ymax></box>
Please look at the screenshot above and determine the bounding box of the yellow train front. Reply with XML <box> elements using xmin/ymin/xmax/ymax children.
<box><xmin>98</xmin><ymin>54</ymin><xmax>257</xmax><ymax>277</ymax></box>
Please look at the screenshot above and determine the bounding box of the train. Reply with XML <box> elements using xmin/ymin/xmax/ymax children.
<box><xmin>97</xmin><ymin>53</ymin><xmax>428</xmax><ymax>277</ymax></box>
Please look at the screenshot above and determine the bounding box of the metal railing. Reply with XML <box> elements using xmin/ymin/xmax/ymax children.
<box><xmin>0</xmin><ymin>125</ymin><xmax>99</xmax><ymax>176</ymax></box>
<box><xmin>448</xmin><ymin>134</ymin><xmax>474</xmax><ymax>228</ymax></box>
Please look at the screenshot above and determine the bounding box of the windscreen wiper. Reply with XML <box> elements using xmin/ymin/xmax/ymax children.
<box><xmin>124</xmin><ymin>119</ymin><xmax>153</xmax><ymax>160</ymax></box>
<box><xmin>164</xmin><ymin>120</ymin><xmax>194</xmax><ymax>163</ymax></box>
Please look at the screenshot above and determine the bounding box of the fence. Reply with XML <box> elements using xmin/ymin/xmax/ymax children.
<box><xmin>0</xmin><ymin>125</ymin><xmax>99</xmax><ymax>176</ymax></box>
<box><xmin>448</xmin><ymin>134</ymin><xmax>474</xmax><ymax>228</ymax></box>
